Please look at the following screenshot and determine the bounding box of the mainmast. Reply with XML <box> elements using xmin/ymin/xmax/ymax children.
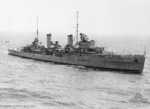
<box><xmin>76</xmin><ymin>11</ymin><xmax>79</xmax><ymax>43</ymax></box>
<box><xmin>37</xmin><ymin>16</ymin><xmax>39</xmax><ymax>40</ymax></box>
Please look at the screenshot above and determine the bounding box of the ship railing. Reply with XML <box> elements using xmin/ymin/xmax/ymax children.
<box><xmin>96</xmin><ymin>53</ymin><xmax>145</xmax><ymax>59</ymax></box>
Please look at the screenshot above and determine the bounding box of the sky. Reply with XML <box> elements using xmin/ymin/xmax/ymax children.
<box><xmin>0</xmin><ymin>0</ymin><xmax>150</xmax><ymax>36</ymax></box>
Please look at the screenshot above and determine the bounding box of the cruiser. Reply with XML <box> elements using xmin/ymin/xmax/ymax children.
<box><xmin>8</xmin><ymin>12</ymin><xmax>145</xmax><ymax>73</ymax></box>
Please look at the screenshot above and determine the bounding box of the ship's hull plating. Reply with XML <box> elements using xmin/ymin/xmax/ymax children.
<box><xmin>8</xmin><ymin>49</ymin><xmax>145</xmax><ymax>73</ymax></box>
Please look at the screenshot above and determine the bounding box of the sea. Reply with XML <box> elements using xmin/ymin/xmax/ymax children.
<box><xmin>0</xmin><ymin>33</ymin><xmax>150</xmax><ymax>109</ymax></box>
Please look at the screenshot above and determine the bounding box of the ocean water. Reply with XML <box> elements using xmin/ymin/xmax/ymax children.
<box><xmin>0</xmin><ymin>33</ymin><xmax>150</xmax><ymax>109</ymax></box>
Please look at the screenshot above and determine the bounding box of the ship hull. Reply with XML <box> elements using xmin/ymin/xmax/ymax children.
<box><xmin>8</xmin><ymin>49</ymin><xmax>145</xmax><ymax>73</ymax></box>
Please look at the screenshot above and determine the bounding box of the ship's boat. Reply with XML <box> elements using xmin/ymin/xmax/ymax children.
<box><xmin>8</xmin><ymin>13</ymin><xmax>146</xmax><ymax>73</ymax></box>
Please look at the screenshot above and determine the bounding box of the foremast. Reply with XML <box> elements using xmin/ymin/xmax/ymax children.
<box><xmin>76</xmin><ymin>11</ymin><xmax>79</xmax><ymax>43</ymax></box>
<box><xmin>36</xmin><ymin>16</ymin><xmax>39</xmax><ymax>44</ymax></box>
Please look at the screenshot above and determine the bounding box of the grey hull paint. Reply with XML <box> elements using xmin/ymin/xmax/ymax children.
<box><xmin>8</xmin><ymin>49</ymin><xmax>145</xmax><ymax>73</ymax></box>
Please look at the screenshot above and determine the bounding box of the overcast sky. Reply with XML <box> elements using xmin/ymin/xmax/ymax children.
<box><xmin>0</xmin><ymin>0</ymin><xmax>150</xmax><ymax>36</ymax></box>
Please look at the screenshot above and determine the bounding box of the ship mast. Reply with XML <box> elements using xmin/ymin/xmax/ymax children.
<box><xmin>76</xmin><ymin>11</ymin><xmax>79</xmax><ymax>43</ymax></box>
<box><xmin>37</xmin><ymin>16</ymin><xmax>39</xmax><ymax>40</ymax></box>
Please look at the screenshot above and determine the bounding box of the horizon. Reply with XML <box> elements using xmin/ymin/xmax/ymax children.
<box><xmin>0</xmin><ymin>0</ymin><xmax>150</xmax><ymax>37</ymax></box>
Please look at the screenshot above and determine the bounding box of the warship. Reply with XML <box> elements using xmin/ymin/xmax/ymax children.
<box><xmin>8</xmin><ymin>12</ymin><xmax>146</xmax><ymax>73</ymax></box>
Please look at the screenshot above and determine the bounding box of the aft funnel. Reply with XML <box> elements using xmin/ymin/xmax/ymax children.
<box><xmin>47</xmin><ymin>33</ymin><xmax>52</xmax><ymax>48</ymax></box>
